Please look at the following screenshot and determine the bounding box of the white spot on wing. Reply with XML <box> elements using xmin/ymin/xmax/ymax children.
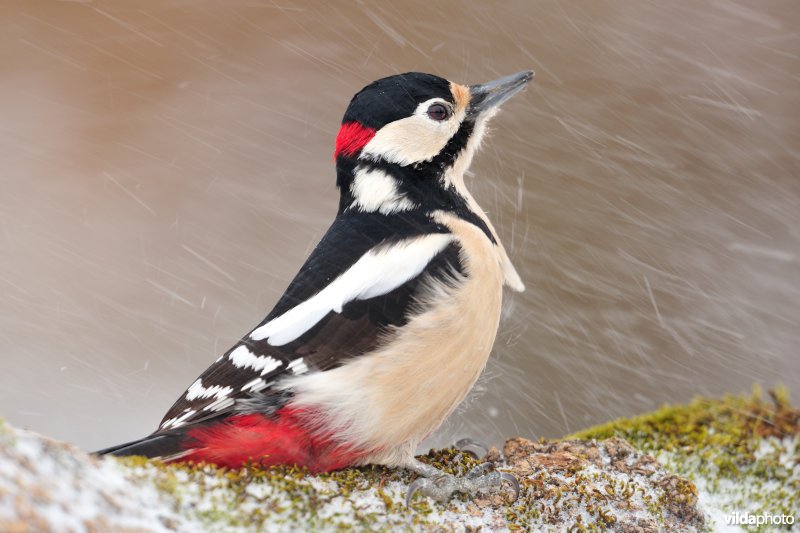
<box><xmin>350</xmin><ymin>167</ymin><xmax>416</xmax><ymax>214</ymax></box>
<box><xmin>288</xmin><ymin>358</ymin><xmax>309</xmax><ymax>375</ymax></box>
<box><xmin>228</xmin><ymin>345</ymin><xmax>282</xmax><ymax>375</ymax></box>
<box><xmin>185</xmin><ymin>378</ymin><xmax>233</xmax><ymax>401</ymax></box>
<box><xmin>161</xmin><ymin>408</ymin><xmax>196</xmax><ymax>430</ymax></box>
<box><xmin>241</xmin><ymin>377</ymin><xmax>269</xmax><ymax>393</ymax></box>
<box><xmin>204</xmin><ymin>397</ymin><xmax>235</xmax><ymax>412</ymax></box>
<box><xmin>249</xmin><ymin>233</ymin><xmax>454</xmax><ymax>346</ymax></box>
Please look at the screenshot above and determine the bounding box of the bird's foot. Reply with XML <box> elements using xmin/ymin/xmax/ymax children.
<box><xmin>405</xmin><ymin>461</ymin><xmax>519</xmax><ymax>506</ymax></box>
<box><xmin>453</xmin><ymin>437</ymin><xmax>488</xmax><ymax>459</ymax></box>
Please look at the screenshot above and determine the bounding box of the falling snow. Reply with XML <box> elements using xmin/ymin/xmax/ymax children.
<box><xmin>0</xmin><ymin>0</ymin><xmax>797</xmax><ymax>487</ymax></box>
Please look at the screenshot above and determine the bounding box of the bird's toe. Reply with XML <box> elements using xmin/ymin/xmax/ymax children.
<box><xmin>405</xmin><ymin>464</ymin><xmax>519</xmax><ymax>506</ymax></box>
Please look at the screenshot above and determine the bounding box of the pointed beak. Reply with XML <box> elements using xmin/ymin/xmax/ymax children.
<box><xmin>468</xmin><ymin>70</ymin><xmax>534</xmax><ymax>117</ymax></box>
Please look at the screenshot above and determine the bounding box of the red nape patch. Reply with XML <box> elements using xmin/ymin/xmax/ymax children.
<box><xmin>180</xmin><ymin>409</ymin><xmax>366</xmax><ymax>472</ymax></box>
<box><xmin>334</xmin><ymin>121</ymin><xmax>375</xmax><ymax>160</ymax></box>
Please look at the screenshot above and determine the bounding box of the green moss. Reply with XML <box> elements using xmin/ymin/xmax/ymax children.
<box><xmin>117</xmin><ymin>457</ymin><xmax>440</xmax><ymax>529</ymax></box>
<box><xmin>105</xmin><ymin>387</ymin><xmax>796</xmax><ymax>531</ymax></box>
<box><xmin>570</xmin><ymin>386</ymin><xmax>799</xmax><ymax>532</ymax></box>
<box><xmin>570</xmin><ymin>385</ymin><xmax>798</xmax><ymax>447</ymax></box>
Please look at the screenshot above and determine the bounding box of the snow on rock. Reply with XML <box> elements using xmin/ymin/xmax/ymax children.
<box><xmin>493</xmin><ymin>437</ymin><xmax>704</xmax><ymax>531</ymax></box>
<box><xmin>0</xmin><ymin>420</ymin><xmax>187</xmax><ymax>532</ymax></box>
<box><xmin>5</xmin><ymin>390</ymin><xmax>797</xmax><ymax>531</ymax></box>
<box><xmin>0</xmin><ymin>417</ymin><xmax>709</xmax><ymax>531</ymax></box>
<box><xmin>571</xmin><ymin>388</ymin><xmax>800</xmax><ymax>532</ymax></box>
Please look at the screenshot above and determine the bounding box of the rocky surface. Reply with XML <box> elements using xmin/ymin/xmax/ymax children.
<box><xmin>1</xmin><ymin>389</ymin><xmax>796</xmax><ymax>531</ymax></box>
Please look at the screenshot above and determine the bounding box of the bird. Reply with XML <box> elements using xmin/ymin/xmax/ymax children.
<box><xmin>97</xmin><ymin>70</ymin><xmax>533</xmax><ymax>504</ymax></box>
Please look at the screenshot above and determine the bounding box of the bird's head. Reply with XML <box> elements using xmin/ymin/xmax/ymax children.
<box><xmin>333</xmin><ymin>71</ymin><xmax>533</xmax><ymax>215</ymax></box>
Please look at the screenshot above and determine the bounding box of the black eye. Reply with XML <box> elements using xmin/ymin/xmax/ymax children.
<box><xmin>426</xmin><ymin>103</ymin><xmax>450</xmax><ymax>121</ymax></box>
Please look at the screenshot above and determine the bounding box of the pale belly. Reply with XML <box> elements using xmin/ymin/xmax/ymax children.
<box><xmin>287</xmin><ymin>211</ymin><xmax>506</xmax><ymax>466</ymax></box>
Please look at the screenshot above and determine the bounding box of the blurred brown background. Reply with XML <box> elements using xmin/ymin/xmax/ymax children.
<box><xmin>1</xmin><ymin>0</ymin><xmax>798</xmax><ymax>453</ymax></box>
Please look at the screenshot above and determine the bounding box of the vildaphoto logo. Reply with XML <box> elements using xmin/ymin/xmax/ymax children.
<box><xmin>725</xmin><ymin>511</ymin><xmax>795</xmax><ymax>526</ymax></box>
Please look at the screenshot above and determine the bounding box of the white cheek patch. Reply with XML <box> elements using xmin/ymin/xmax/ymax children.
<box><xmin>249</xmin><ymin>233</ymin><xmax>454</xmax><ymax>346</ymax></box>
<box><xmin>360</xmin><ymin>98</ymin><xmax>464</xmax><ymax>166</ymax></box>
<box><xmin>350</xmin><ymin>167</ymin><xmax>416</xmax><ymax>214</ymax></box>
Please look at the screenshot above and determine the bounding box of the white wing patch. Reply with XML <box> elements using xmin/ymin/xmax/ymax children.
<box><xmin>250</xmin><ymin>233</ymin><xmax>454</xmax><ymax>346</ymax></box>
<box><xmin>228</xmin><ymin>345</ymin><xmax>283</xmax><ymax>375</ymax></box>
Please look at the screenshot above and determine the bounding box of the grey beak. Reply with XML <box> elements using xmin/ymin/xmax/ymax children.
<box><xmin>469</xmin><ymin>70</ymin><xmax>534</xmax><ymax>116</ymax></box>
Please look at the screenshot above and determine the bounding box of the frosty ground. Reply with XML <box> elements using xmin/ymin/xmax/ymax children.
<box><xmin>1</xmin><ymin>389</ymin><xmax>797</xmax><ymax>532</ymax></box>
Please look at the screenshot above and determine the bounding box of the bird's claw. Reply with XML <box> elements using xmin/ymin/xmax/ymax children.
<box><xmin>498</xmin><ymin>471</ymin><xmax>520</xmax><ymax>500</ymax></box>
<box><xmin>453</xmin><ymin>437</ymin><xmax>488</xmax><ymax>459</ymax></box>
<box><xmin>405</xmin><ymin>462</ymin><xmax>519</xmax><ymax>506</ymax></box>
<box><xmin>405</xmin><ymin>477</ymin><xmax>430</xmax><ymax>507</ymax></box>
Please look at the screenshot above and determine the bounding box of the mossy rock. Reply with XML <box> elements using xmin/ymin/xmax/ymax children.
<box><xmin>571</xmin><ymin>386</ymin><xmax>799</xmax><ymax>531</ymax></box>
<box><xmin>1</xmin><ymin>388</ymin><xmax>797</xmax><ymax>531</ymax></box>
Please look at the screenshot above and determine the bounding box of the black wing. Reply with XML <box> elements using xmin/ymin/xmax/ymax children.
<box><xmin>156</xmin><ymin>210</ymin><xmax>464</xmax><ymax>432</ymax></box>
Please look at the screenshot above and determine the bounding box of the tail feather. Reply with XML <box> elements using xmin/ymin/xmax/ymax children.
<box><xmin>95</xmin><ymin>409</ymin><xmax>368</xmax><ymax>470</ymax></box>
<box><xmin>95</xmin><ymin>431</ymin><xmax>191</xmax><ymax>460</ymax></box>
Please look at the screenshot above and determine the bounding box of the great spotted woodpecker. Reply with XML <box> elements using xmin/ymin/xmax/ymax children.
<box><xmin>98</xmin><ymin>71</ymin><xmax>533</xmax><ymax>503</ymax></box>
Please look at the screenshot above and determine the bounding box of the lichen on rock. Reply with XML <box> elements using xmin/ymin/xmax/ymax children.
<box><xmin>496</xmin><ymin>436</ymin><xmax>703</xmax><ymax>531</ymax></box>
<box><xmin>570</xmin><ymin>386</ymin><xmax>799</xmax><ymax>532</ymax></box>
<box><xmin>1</xmin><ymin>388</ymin><xmax>796</xmax><ymax>531</ymax></box>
